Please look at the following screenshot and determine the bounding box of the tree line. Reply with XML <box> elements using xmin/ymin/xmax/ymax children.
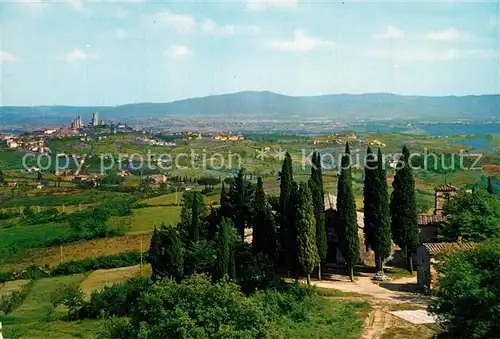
<box><xmin>149</xmin><ymin>143</ymin><xmax>423</xmax><ymax>284</ymax></box>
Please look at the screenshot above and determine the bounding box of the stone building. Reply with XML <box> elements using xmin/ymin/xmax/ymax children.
<box><xmin>416</xmin><ymin>242</ymin><xmax>477</xmax><ymax>291</ymax></box>
<box><xmin>324</xmin><ymin>194</ymin><xmax>373</xmax><ymax>266</ymax></box>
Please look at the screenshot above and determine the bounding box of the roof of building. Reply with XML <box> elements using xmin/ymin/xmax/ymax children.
<box><xmin>418</xmin><ymin>214</ymin><xmax>448</xmax><ymax>226</ymax></box>
<box><xmin>434</xmin><ymin>184</ymin><xmax>457</xmax><ymax>192</ymax></box>
<box><xmin>423</xmin><ymin>242</ymin><xmax>478</xmax><ymax>256</ymax></box>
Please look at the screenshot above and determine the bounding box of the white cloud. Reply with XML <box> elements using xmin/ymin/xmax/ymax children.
<box><xmin>153</xmin><ymin>11</ymin><xmax>196</xmax><ymax>32</ymax></box>
<box><xmin>201</xmin><ymin>19</ymin><xmax>261</xmax><ymax>35</ymax></box>
<box><xmin>372</xmin><ymin>48</ymin><xmax>498</xmax><ymax>61</ymax></box>
<box><xmin>63</xmin><ymin>48</ymin><xmax>98</xmax><ymax>62</ymax></box>
<box><xmin>268</xmin><ymin>30</ymin><xmax>333</xmax><ymax>52</ymax></box>
<box><xmin>165</xmin><ymin>45</ymin><xmax>192</xmax><ymax>58</ymax></box>
<box><xmin>376</xmin><ymin>25</ymin><xmax>404</xmax><ymax>39</ymax></box>
<box><xmin>246</xmin><ymin>0</ymin><xmax>298</xmax><ymax>11</ymax></box>
<box><xmin>0</xmin><ymin>50</ymin><xmax>18</xmax><ymax>62</ymax></box>
<box><xmin>426</xmin><ymin>28</ymin><xmax>470</xmax><ymax>41</ymax></box>
<box><xmin>66</xmin><ymin>0</ymin><xmax>83</xmax><ymax>10</ymax></box>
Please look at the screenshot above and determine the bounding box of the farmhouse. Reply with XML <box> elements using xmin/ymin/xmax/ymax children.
<box><xmin>416</xmin><ymin>241</ymin><xmax>478</xmax><ymax>291</ymax></box>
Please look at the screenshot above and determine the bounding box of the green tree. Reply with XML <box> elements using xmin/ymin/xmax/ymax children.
<box><xmin>364</xmin><ymin>148</ymin><xmax>393</xmax><ymax>272</ymax></box>
<box><xmin>440</xmin><ymin>188</ymin><xmax>500</xmax><ymax>242</ymax></box>
<box><xmin>279</xmin><ymin>152</ymin><xmax>296</xmax><ymax>275</ymax></box>
<box><xmin>487</xmin><ymin>176</ymin><xmax>495</xmax><ymax>195</ymax></box>
<box><xmin>179</xmin><ymin>191</ymin><xmax>207</xmax><ymax>242</ymax></box>
<box><xmin>363</xmin><ymin>146</ymin><xmax>377</xmax><ymax>253</ymax></box>
<box><xmin>215</xmin><ymin>218</ymin><xmax>239</xmax><ymax>280</ymax></box>
<box><xmin>296</xmin><ymin>182</ymin><xmax>320</xmax><ymax>285</ymax></box>
<box><xmin>0</xmin><ymin>169</ymin><xmax>5</xmax><ymax>185</ymax></box>
<box><xmin>308</xmin><ymin>151</ymin><xmax>327</xmax><ymax>280</ymax></box>
<box><xmin>390</xmin><ymin>145</ymin><xmax>420</xmax><ymax>274</ymax></box>
<box><xmin>374</xmin><ymin>149</ymin><xmax>392</xmax><ymax>272</ymax></box>
<box><xmin>148</xmin><ymin>225</ymin><xmax>184</xmax><ymax>281</ymax></box>
<box><xmin>219</xmin><ymin>182</ymin><xmax>232</xmax><ymax>219</ymax></box>
<box><xmin>251</xmin><ymin>177</ymin><xmax>277</xmax><ymax>261</ymax></box>
<box><xmin>429</xmin><ymin>240</ymin><xmax>500</xmax><ymax>339</ymax></box>
<box><xmin>228</xmin><ymin>168</ymin><xmax>254</xmax><ymax>237</ymax></box>
<box><xmin>336</xmin><ymin>142</ymin><xmax>359</xmax><ymax>282</ymax></box>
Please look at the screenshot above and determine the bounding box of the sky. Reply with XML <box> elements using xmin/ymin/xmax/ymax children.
<box><xmin>0</xmin><ymin>0</ymin><xmax>499</xmax><ymax>106</ymax></box>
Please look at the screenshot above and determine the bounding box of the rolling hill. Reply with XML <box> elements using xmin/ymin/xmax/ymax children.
<box><xmin>0</xmin><ymin>91</ymin><xmax>498</xmax><ymax>125</ymax></box>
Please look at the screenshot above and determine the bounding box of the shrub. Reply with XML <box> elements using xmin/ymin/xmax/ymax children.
<box><xmin>0</xmin><ymin>281</ymin><xmax>33</xmax><ymax>315</ymax></box>
<box><xmin>84</xmin><ymin>277</ymin><xmax>152</xmax><ymax>319</ymax></box>
<box><xmin>126</xmin><ymin>275</ymin><xmax>267</xmax><ymax>339</ymax></box>
<box><xmin>50</xmin><ymin>251</ymin><xmax>143</xmax><ymax>276</ymax></box>
<box><xmin>429</xmin><ymin>240</ymin><xmax>500</xmax><ymax>339</ymax></box>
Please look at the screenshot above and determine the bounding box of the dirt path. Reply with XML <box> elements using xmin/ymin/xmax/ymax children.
<box><xmin>361</xmin><ymin>306</ymin><xmax>398</xmax><ymax>339</ymax></box>
<box><xmin>313</xmin><ymin>276</ymin><xmax>426</xmax><ymax>304</ymax></box>
<box><xmin>313</xmin><ymin>276</ymin><xmax>431</xmax><ymax>339</ymax></box>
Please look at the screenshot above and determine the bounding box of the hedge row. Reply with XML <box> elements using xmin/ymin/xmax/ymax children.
<box><xmin>0</xmin><ymin>251</ymin><xmax>144</xmax><ymax>283</ymax></box>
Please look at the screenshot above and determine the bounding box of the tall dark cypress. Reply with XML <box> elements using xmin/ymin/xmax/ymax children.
<box><xmin>252</xmin><ymin>177</ymin><xmax>277</xmax><ymax>260</ymax></box>
<box><xmin>487</xmin><ymin>176</ymin><xmax>495</xmax><ymax>195</ymax></box>
<box><xmin>219</xmin><ymin>182</ymin><xmax>231</xmax><ymax>218</ymax></box>
<box><xmin>179</xmin><ymin>191</ymin><xmax>207</xmax><ymax>242</ymax></box>
<box><xmin>148</xmin><ymin>225</ymin><xmax>184</xmax><ymax>281</ymax></box>
<box><xmin>279</xmin><ymin>152</ymin><xmax>295</xmax><ymax>275</ymax></box>
<box><xmin>215</xmin><ymin>217</ymin><xmax>238</xmax><ymax>280</ymax></box>
<box><xmin>148</xmin><ymin>227</ymin><xmax>162</xmax><ymax>280</ymax></box>
<box><xmin>391</xmin><ymin>145</ymin><xmax>420</xmax><ymax>274</ymax></box>
<box><xmin>337</xmin><ymin>142</ymin><xmax>360</xmax><ymax>282</ymax></box>
<box><xmin>363</xmin><ymin>146</ymin><xmax>377</xmax><ymax>253</ymax></box>
<box><xmin>308</xmin><ymin>151</ymin><xmax>327</xmax><ymax>280</ymax></box>
<box><xmin>374</xmin><ymin>148</ymin><xmax>392</xmax><ymax>272</ymax></box>
<box><xmin>229</xmin><ymin>168</ymin><xmax>253</xmax><ymax>237</ymax></box>
<box><xmin>0</xmin><ymin>169</ymin><xmax>5</xmax><ymax>185</ymax></box>
<box><xmin>296</xmin><ymin>181</ymin><xmax>320</xmax><ymax>285</ymax></box>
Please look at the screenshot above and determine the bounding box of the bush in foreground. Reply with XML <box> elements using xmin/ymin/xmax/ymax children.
<box><xmin>429</xmin><ymin>240</ymin><xmax>500</xmax><ymax>339</ymax></box>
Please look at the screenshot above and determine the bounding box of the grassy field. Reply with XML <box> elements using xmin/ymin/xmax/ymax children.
<box><xmin>2</xmin><ymin>319</ymin><xmax>104</xmax><ymax>339</ymax></box>
<box><xmin>107</xmin><ymin>206</ymin><xmax>182</xmax><ymax>235</ymax></box>
<box><xmin>7</xmin><ymin>274</ymin><xmax>86</xmax><ymax>321</ymax></box>
<box><xmin>80</xmin><ymin>265</ymin><xmax>151</xmax><ymax>298</ymax></box>
<box><xmin>141</xmin><ymin>192</ymin><xmax>220</xmax><ymax>206</ymax></box>
<box><xmin>276</xmin><ymin>298</ymin><xmax>370</xmax><ymax>339</ymax></box>
<box><xmin>0</xmin><ymin>222</ymin><xmax>71</xmax><ymax>260</ymax></box>
<box><xmin>0</xmin><ymin>234</ymin><xmax>151</xmax><ymax>272</ymax></box>
<box><xmin>0</xmin><ymin>190</ymin><xmax>125</xmax><ymax>208</ymax></box>
<box><xmin>0</xmin><ymin>280</ymin><xmax>31</xmax><ymax>296</ymax></box>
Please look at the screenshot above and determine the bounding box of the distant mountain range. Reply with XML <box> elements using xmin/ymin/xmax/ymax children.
<box><xmin>0</xmin><ymin>91</ymin><xmax>499</xmax><ymax>126</ymax></box>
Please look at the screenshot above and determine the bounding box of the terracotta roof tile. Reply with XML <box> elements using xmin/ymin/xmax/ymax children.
<box><xmin>423</xmin><ymin>242</ymin><xmax>478</xmax><ymax>255</ymax></box>
<box><xmin>434</xmin><ymin>184</ymin><xmax>458</xmax><ymax>192</ymax></box>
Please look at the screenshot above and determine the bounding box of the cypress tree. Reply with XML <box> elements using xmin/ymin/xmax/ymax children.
<box><xmin>0</xmin><ymin>169</ymin><xmax>5</xmax><ymax>185</ymax></box>
<box><xmin>363</xmin><ymin>146</ymin><xmax>377</xmax><ymax>252</ymax></box>
<box><xmin>179</xmin><ymin>191</ymin><xmax>207</xmax><ymax>242</ymax></box>
<box><xmin>219</xmin><ymin>182</ymin><xmax>232</xmax><ymax>219</ymax></box>
<box><xmin>487</xmin><ymin>176</ymin><xmax>495</xmax><ymax>195</ymax></box>
<box><xmin>252</xmin><ymin>177</ymin><xmax>277</xmax><ymax>260</ymax></box>
<box><xmin>373</xmin><ymin>148</ymin><xmax>392</xmax><ymax>273</ymax></box>
<box><xmin>279</xmin><ymin>152</ymin><xmax>295</xmax><ymax>274</ymax></box>
<box><xmin>215</xmin><ymin>217</ymin><xmax>238</xmax><ymax>280</ymax></box>
<box><xmin>190</xmin><ymin>192</ymin><xmax>206</xmax><ymax>241</ymax></box>
<box><xmin>337</xmin><ymin>142</ymin><xmax>360</xmax><ymax>282</ymax></box>
<box><xmin>308</xmin><ymin>151</ymin><xmax>327</xmax><ymax>280</ymax></box>
<box><xmin>296</xmin><ymin>181</ymin><xmax>320</xmax><ymax>285</ymax></box>
<box><xmin>390</xmin><ymin>145</ymin><xmax>420</xmax><ymax>274</ymax></box>
<box><xmin>148</xmin><ymin>227</ymin><xmax>162</xmax><ymax>280</ymax></box>
<box><xmin>148</xmin><ymin>225</ymin><xmax>184</xmax><ymax>281</ymax></box>
<box><xmin>229</xmin><ymin>168</ymin><xmax>253</xmax><ymax>237</ymax></box>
